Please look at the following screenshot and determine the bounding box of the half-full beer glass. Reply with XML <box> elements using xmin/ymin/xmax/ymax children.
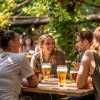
<box><xmin>57</xmin><ymin>65</ymin><xmax>67</xmax><ymax>87</ymax></box>
<box><xmin>41</xmin><ymin>63</ymin><xmax>51</xmax><ymax>81</ymax></box>
<box><xmin>70</xmin><ymin>68</ymin><xmax>78</xmax><ymax>83</ymax></box>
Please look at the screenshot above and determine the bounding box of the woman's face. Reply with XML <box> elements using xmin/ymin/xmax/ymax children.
<box><xmin>41</xmin><ymin>37</ymin><xmax>55</xmax><ymax>54</ymax></box>
<box><xmin>25</xmin><ymin>38</ymin><xmax>32</xmax><ymax>46</ymax></box>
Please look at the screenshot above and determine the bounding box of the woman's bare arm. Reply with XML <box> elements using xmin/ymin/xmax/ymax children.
<box><xmin>22</xmin><ymin>74</ymin><xmax>39</xmax><ymax>88</ymax></box>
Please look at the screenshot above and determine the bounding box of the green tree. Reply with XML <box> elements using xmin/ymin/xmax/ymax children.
<box><xmin>20</xmin><ymin>0</ymin><xmax>100</xmax><ymax>60</ymax></box>
<box><xmin>0</xmin><ymin>0</ymin><xmax>100</xmax><ymax>61</ymax></box>
<box><xmin>0</xmin><ymin>0</ymin><xmax>16</xmax><ymax>28</ymax></box>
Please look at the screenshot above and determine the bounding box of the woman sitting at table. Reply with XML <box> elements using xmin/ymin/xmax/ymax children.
<box><xmin>21</xmin><ymin>36</ymin><xmax>36</xmax><ymax>55</ymax></box>
<box><xmin>31</xmin><ymin>34</ymin><xmax>66</xmax><ymax>78</ymax></box>
<box><xmin>76</xmin><ymin>26</ymin><xmax>100</xmax><ymax>100</ymax></box>
<box><xmin>23</xmin><ymin>34</ymin><xmax>66</xmax><ymax>100</ymax></box>
<box><xmin>0</xmin><ymin>29</ymin><xmax>38</xmax><ymax>100</ymax></box>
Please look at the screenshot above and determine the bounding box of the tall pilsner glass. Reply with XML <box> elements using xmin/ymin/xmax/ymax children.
<box><xmin>57</xmin><ymin>65</ymin><xmax>67</xmax><ymax>87</ymax></box>
<box><xmin>41</xmin><ymin>63</ymin><xmax>51</xmax><ymax>81</ymax></box>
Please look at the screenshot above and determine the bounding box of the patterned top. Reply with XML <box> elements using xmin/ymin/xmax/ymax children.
<box><xmin>30</xmin><ymin>50</ymin><xmax>66</xmax><ymax>78</ymax></box>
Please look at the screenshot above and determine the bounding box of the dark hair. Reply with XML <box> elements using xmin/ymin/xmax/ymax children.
<box><xmin>22</xmin><ymin>36</ymin><xmax>33</xmax><ymax>46</ymax></box>
<box><xmin>0</xmin><ymin>29</ymin><xmax>17</xmax><ymax>50</ymax></box>
<box><xmin>76</xmin><ymin>31</ymin><xmax>93</xmax><ymax>43</ymax></box>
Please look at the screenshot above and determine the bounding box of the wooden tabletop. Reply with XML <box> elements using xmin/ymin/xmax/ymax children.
<box><xmin>21</xmin><ymin>78</ymin><xmax>94</xmax><ymax>97</ymax></box>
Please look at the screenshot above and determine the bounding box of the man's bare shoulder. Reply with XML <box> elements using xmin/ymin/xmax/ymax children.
<box><xmin>84</xmin><ymin>50</ymin><xmax>95</xmax><ymax>59</ymax></box>
<box><xmin>85</xmin><ymin>50</ymin><xmax>94</xmax><ymax>55</ymax></box>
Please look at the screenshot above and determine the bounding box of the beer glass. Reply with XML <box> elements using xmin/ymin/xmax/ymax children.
<box><xmin>57</xmin><ymin>65</ymin><xmax>67</xmax><ymax>87</ymax></box>
<box><xmin>70</xmin><ymin>68</ymin><xmax>78</xmax><ymax>83</ymax></box>
<box><xmin>41</xmin><ymin>63</ymin><xmax>51</xmax><ymax>81</ymax></box>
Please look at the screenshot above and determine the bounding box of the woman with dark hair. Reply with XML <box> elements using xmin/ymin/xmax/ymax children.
<box><xmin>0</xmin><ymin>29</ymin><xmax>38</xmax><ymax>100</ymax></box>
<box><xmin>21</xmin><ymin>36</ymin><xmax>36</xmax><ymax>54</ymax></box>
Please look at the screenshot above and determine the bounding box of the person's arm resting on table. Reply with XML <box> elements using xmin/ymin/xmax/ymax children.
<box><xmin>22</xmin><ymin>73</ymin><xmax>39</xmax><ymax>88</ymax></box>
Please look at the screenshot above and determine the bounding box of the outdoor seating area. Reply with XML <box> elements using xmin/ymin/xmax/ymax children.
<box><xmin>0</xmin><ymin>1</ymin><xmax>100</xmax><ymax>100</ymax></box>
<box><xmin>21</xmin><ymin>78</ymin><xmax>94</xmax><ymax>97</ymax></box>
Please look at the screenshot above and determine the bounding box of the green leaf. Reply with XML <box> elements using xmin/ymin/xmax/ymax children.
<box><xmin>59</xmin><ymin>16</ymin><xmax>63</xmax><ymax>22</ymax></box>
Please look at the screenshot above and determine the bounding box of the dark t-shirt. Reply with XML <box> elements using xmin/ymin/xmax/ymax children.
<box><xmin>76</xmin><ymin>52</ymin><xmax>84</xmax><ymax>63</ymax></box>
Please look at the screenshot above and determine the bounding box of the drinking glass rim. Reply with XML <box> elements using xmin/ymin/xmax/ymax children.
<box><xmin>41</xmin><ymin>63</ymin><xmax>51</xmax><ymax>68</ymax></box>
<box><xmin>57</xmin><ymin>65</ymin><xmax>67</xmax><ymax>71</ymax></box>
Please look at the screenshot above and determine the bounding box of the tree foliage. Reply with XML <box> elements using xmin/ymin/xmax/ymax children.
<box><xmin>0</xmin><ymin>0</ymin><xmax>16</xmax><ymax>28</ymax></box>
<box><xmin>0</xmin><ymin>0</ymin><xmax>100</xmax><ymax>61</ymax></box>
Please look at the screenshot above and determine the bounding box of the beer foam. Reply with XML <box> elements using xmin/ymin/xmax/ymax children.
<box><xmin>57</xmin><ymin>67</ymin><xmax>67</xmax><ymax>72</ymax></box>
<box><xmin>70</xmin><ymin>70</ymin><xmax>78</xmax><ymax>73</ymax></box>
<box><xmin>42</xmin><ymin>63</ymin><xmax>51</xmax><ymax>68</ymax></box>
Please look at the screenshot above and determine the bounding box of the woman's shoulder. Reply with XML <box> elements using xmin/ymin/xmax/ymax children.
<box><xmin>12</xmin><ymin>53</ymin><xmax>26</xmax><ymax>58</ymax></box>
<box><xmin>6</xmin><ymin>53</ymin><xmax>27</xmax><ymax>62</ymax></box>
<box><xmin>21</xmin><ymin>45</ymin><xmax>26</xmax><ymax>51</ymax></box>
<box><xmin>32</xmin><ymin>51</ymin><xmax>41</xmax><ymax>58</ymax></box>
<box><xmin>31</xmin><ymin>44</ymin><xmax>36</xmax><ymax>49</ymax></box>
<box><xmin>55</xmin><ymin>50</ymin><xmax>65</xmax><ymax>55</ymax></box>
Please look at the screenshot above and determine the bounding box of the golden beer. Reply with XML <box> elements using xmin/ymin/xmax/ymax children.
<box><xmin>57</xmin><ymin>65</ymin><xmax>67</xmax><ymax>87</ymax></box>
<box><xmin>41</xmin><ymin>63</ymin><xmax>51</xmax><ymax>81</ymax></box>
<box><xmin>70</xmin><ymin>71</ymin><xmax>78</xmax><ymax>83</ymax></box>
<box><xmin>42</xmin><ymin>67</ymin><xmax>51</xmax><ymax>80</ymax></box>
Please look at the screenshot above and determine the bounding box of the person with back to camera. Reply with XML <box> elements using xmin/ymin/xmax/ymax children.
<box><xmin>76</xmin><ymin>26</ymin><xmax>100</xmax><ymax>100</ymax></box>
<box><xmin>0</xmin><ymin>29</ymin><xmax>38</xmax><ymax>100</ymax></box>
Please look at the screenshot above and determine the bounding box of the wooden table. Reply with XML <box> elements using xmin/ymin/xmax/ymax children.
<box><xmin>21</xmin><ymin>78</ymin><xmax>94</xmax><ymax>97</ymax></box>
